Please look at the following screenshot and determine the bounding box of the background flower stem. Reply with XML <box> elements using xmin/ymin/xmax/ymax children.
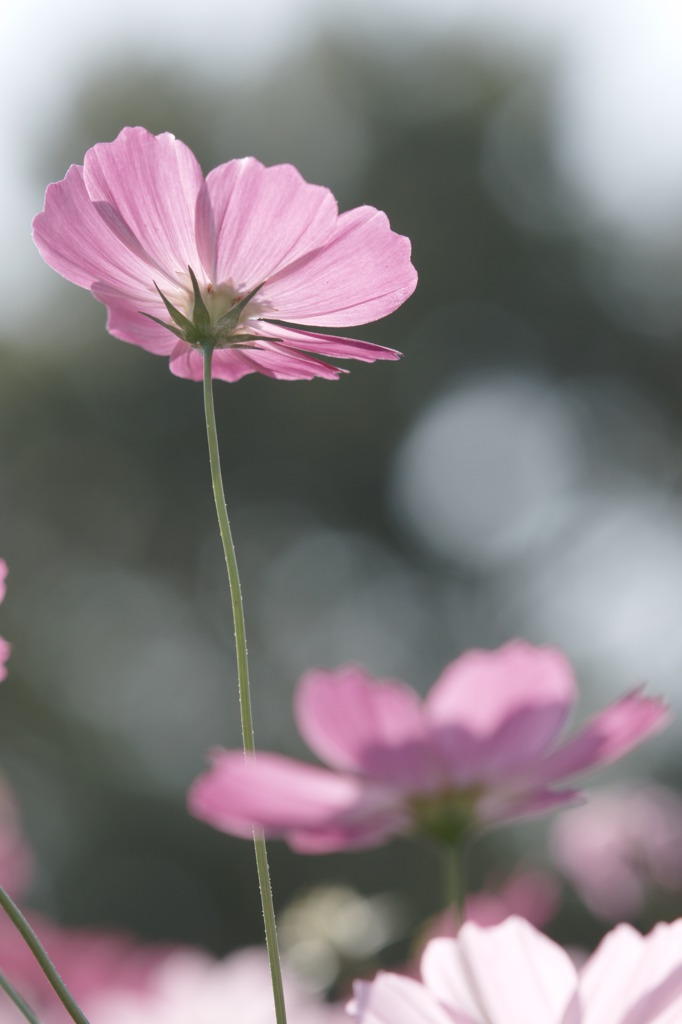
<box><xmin>0</xmin><ymin>969</ymin><xmax>41</xmax><ymax>1024</ymax></box>
<box><xmin>201</xmin><ymin>342</ymin><xmax>288</xmax><ymax>1024</ymax></box>
<box><xmin>0</xmin><ymin>886</ymin><xmax>89</xmax><ymax>1024</ymax></box>
<box><xmin>444</xmin><ymin>841</ymin><xmax>467</xmax><ymax>923</ymax></box>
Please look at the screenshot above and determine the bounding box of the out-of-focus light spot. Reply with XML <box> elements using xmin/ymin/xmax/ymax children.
<box><xmin>259</xmin><ymin>528</ymin><xmax>430</xmax><ymax>679</ymax></box>
<box><xmin>391</xmin><ymin>374</ymin><xmax>582</xmax><ymax>569</ymax></box>
<box><xmin>279</xmin><ymin>885</ymin><xmax>404</xmax><ymax>992</ymax></box>
<box><xmin>519</xmin><ymin>494</ymin><xmax>682</xmax><ymax>706</ymax></box>
<box><xmin>25</xmin><ymin>566</ymin><xmax>236</xmax><ymax>795</ymax></box>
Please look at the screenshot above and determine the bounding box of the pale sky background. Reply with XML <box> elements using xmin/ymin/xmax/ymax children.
<box><xmin>3</xmin><ymin>0</ymin><xmax>682</xmax><ymax>338</ymax></box>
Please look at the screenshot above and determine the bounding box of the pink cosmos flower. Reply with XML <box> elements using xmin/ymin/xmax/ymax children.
<box><xmin>0</xmin><ymin>560</ymin><xmax>10</xmax><ymax>682</ymax></box>
<box><xmin>188</xmin><ymin>641</ymin><xmax>668</xmax><ymax>853</ymax></box>
<box><xmin>66</xmin><ymin>946</ymin><xmax>348</xmax><ymax>1024</ymax></box>
<box><xmin>350</xmin><ymin>916</ymin><xmax>682</xmax><ymax>1024</ymax></box>
<box><xmin>550</xmin><ymin>784</ymin><xmax>682</xmax><ymax>920</ymax></box>
<box><xmin>33</xmin><ymin>127</ymin><xmax>417</xmax><ymax>382</ymax></box>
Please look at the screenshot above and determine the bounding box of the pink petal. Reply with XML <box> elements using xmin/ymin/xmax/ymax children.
<box><xmin>188</xmin><ymin>751</ymin><xmax>407</xmax><ymax>853</ymax></box>
<box><xmin>262</xmin><ymin>205</ymin><xmax>417</xmax><ymax>327</ymax></box>
<box><xmin>228</xmin><ymin>341</ymin><xmax>345</xmax><ymax>381</ymax></box>
<box><xmin>438</xmin><ymin>919</ymin><xmax>578</xmax><ymax>1024</ymax></box>
<box><xmin>537</xmin><ymin>688</ymin><xmax>670</xmax><ymax>785</ymax></box>
<box><xmin>33</xmin><ymin>165</ymin><xmax>157</xmax><ymax>294</ymax></box>
<box><xmin>168</xmin><ymin>342</ymin><xmax>206</xmax><ymax>382</ymax></box>
<box><xmin>350</xmin><ymin>974</ymin><xmax>461</xmax><ymax>1024</ymax></box>
<box><xmin>425</xmin><ymin>642</ymin><xmax>578</xmax><ymax>785</ymax></box>
<box><xmin>255</xmin><ymin>322</ymin><xmax>402</xmax><ymax>363</ymax></box>
<box><xmin>83</xmin><ymin>126</ymin><xmax>204</xmax><ymax>284</ymax></box>
<box><xmin>90</xmin><ymin>285</ymin><xmax>179</xmax><ymax>355</ymax></box>
<box><xmin>581</xmin><ymin>920</ymin><xmax>682</xmax><ymax>1024</ymax></box>
<box><xmin>295</xmin><ymin>666</ymin><xmax>441</xmax><ymax>788</ymax></box>
<box><xmin>201</xmin><ymin>159</ymin><xmax>338</xmax><ymax>287</ymax></box>
<box><xmin>476</xmin><ymin>787</ymin><xmax>581</xmax><ymax>827</ymax></box>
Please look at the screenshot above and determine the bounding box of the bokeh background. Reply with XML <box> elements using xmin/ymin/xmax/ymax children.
<box><xmin>2</xmin><ymin>0</ymin><xmax>682</xmax><ymax>991</ymax></box>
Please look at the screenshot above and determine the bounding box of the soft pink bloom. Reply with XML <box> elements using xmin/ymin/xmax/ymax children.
<box><xmin>188</xmin><ymin>641</ymin><xmax>668</xmax><ymax>853</ymax></box>
<box><xmin>0</xmin><ymin>775</ymin><xmax>34</xmax><ymax>899</ymax></box>
<box><xmin>0</xmin><ymin>560</ymin><xmax>10</xmax><ymax>681</ymax></box>
<box><xmin>33</xmin><ymin>127</ymin><xmax>417</xmax><ymax>382</ymax></box>
<box><xmin>550</xmin><ymin>784</ymin><xmax>682</xmax><ymax>920</ymax></box>
<box><xmin>66</xmin><ymin>947</ymin><xmax>347</xmax><ymax>1024</ymax></box>
<box><xmin>0</xmin><ymin>913</ymin><xmax>174</xmax><ymax>1024</ymax></box>
<box><xmin>350</xmin><ymin>916</ymin><xmax>682</xmax><ymax>1024</ymax></box>
<box><xmin>423</xmin><ymin>867</ymin><xmax>559</xmax><ymax>944</ymax></box>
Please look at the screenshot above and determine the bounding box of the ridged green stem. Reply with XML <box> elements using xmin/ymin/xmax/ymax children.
<box><xmin>201</xmin><ymin>343</ymin><xmax>287</xmax><ymax>1024</ymax></box>
<box><xmin>0</xmin><ymin>885</ymin><xmax>89</xmax><ymax>1024</ymax></box>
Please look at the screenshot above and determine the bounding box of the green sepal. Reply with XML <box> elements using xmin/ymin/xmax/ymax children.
<box><xmin>153</xmin><ymin>282</ymin><xmax>195</xmax><ymax>333</ymax></box>
<box><xmin>188</xmin><ymin>266</ymin><xmax>212</xmax><ymax>331</ymax></box>
<box><xmin>140</xmin><ymin>311</ymin><xmax>187</xmax><ymax>341</ymax></box>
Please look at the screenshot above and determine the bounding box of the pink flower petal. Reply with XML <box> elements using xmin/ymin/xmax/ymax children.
<box><xmin>580</xmin><ymin>921</ymin><xmax>682</xmax><ymax>1024</ymax></box>
<box><xmin>202</xmin><ymin>159</ymin><xmax>338</xmax><ymax>287</ymax></box>
<box><xmin>350</xmin><ymin>974</ymin><xmax>460</xmax><ymax>1024</ymax></box>
<box><xmin>228</xmin><ymin>341</ymin><xmax>345</xmax><ymax>381</ymax></box>
<box><xmin>188</xmin><ymin>751</ymin><xmax>406</xmax><ymax>853</ymax></box>
<box><xmin>425</xmin><ymin>642</ymin><xmax>578</xmax><ymax>784</ymax></box>
<box><xmin>441</xmin><ymin>919</ymin><xmax>577</xmax><ymax>1024</ymax></box>
<box><xmin>90</xmin><ymin>285</ymin><xmax>179</xmax><ymax>355</ymax></box>
<box><xmin>33</xmin><ymin>165</ymin><xmax>156</xmax><ymax>294</ymax></box>
<box><xmin>476</xmin><ymin>786</ymin><xmax>581</xmax><ymax>826</ymax></box>
<box><xmin>83</xmin><ymin>127</ymin><xmax>204</xmax><ymax>285</ymax></box>
<box><xmin>263</xmin><ymin>205</ymin><xmax>417</xmax><ymax>326</ymax></box>
<box><xmin>255</xmin><ymin>322</ymin><xmax>402</xmax><ymax>363</ymax></box>
<box><xmin>537</xmin><ymin>688</ymin><xmax>670</xmax><ymax>785</ymax></box>
<box><xmin>295</xmin><ymin>666</ymin><xmax>441</xmax><ymax>788</ymax></box>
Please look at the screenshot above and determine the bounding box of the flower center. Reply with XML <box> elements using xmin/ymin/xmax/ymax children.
<box><xmin>409</xmin><ymin>787</ymin><xmax>481</xmax><ymax>845</ymax></box>
<box><xmin>142</xmin><ymin>266</ymin><xmax>266</xmax><ymax>350</ymax></box>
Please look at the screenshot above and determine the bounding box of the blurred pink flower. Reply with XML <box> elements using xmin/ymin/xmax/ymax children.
<box><xmin>0</xmin><ymin>560</ymin><xmax>10</xmax><ymax>682</ymax></box>
<box><xmin>33</xmin><ymin>127</ymin><xmax>417</xmax><ymax>382</ymax></box>
<box><xmin>422</xmin><ymin>868</ymin><xmax>559</xmax><ymax>945</ymax></box>
<box><xmin>550</xmin><ymin>784</ymin><xmax>682</xmax><ymax>920</ymax></box>
<box><xmin>0</xmin><ymin>775</ymin><xmax>34</xmax><ymax>899</ymax></box>
<box><xmin>68</xmin><ymin>947</ymin><xmax>347</xmax><ymax>1024</ymax></box>
<box><xmin>0</xmin><ymin>913</ymin><xmax>174</xmax><ymax>1024</ymax></box>
<box><xmin>350</xmin><ymin>916</ymin><xmax>682</xmax><ymax>1024</ymax></box>
<box><xmin>189</xmin><ymin>641</ymin><xmax>668</xmax><ymax>853</ymax></box>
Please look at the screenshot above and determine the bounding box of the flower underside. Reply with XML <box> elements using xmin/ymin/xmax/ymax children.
<box><xmin>409</xmin><ymin>786</ymin><xmax>481</xmax><ymax>845</ymax></box>
<box><xmin>142</xmin><ymin>265</ymin><xmax>268</xmax><ymax>350</ymax></box>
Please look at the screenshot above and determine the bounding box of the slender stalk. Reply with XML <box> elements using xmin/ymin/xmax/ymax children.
<box><xmin>0</xmin><ymin>886</ymin><xmax>89</xmax><ymax>1024</ymax></box>
<box><xmin>0</xmin><ymin>970</ymin><xmax>41</xmax><ymax>1024</ymax></box>
<box><xmin>443</xmin><ymin>842</ymin><xmax>467</xmax><ymax>924</ymax></box>
<box><xmin>201</xmin><ymin>343</ymin><xmax>287</xmax><ymax>1024</ymax></box>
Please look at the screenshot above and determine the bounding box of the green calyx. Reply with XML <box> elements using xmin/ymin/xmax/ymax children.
<box><xmin>409</xmin><ymin>787</ymin><xmax>480</xmax><ymax>846</ymax></box>
<box><xmin>141</xmin><ymin>266</ymin><xmax>265</xmax><ymax>349</ymax></box>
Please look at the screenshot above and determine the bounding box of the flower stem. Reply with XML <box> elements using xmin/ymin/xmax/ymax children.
<box><xmin>0</xmin><ymin>885</ymin><xmax>89</xmax><ymax>1024</ymax></box>
<box><xmin>201</xmin><ymin>343</ymin><xmax>287</xmax><ymax>1024</ymax></box>
<box><xmin>443</xmin><ymin>842</ymin><xmax>467</xmax><ymax>926</ymax></box>
<box><xmin>0</xmin><ymin>970</ymin><xmax>41</xmax><ymax>1024</ymax></box>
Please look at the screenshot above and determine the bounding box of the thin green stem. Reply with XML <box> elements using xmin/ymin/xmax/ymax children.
<box><xmin>0</xmin><ymin>886</ymin><xmax>89</xmax><ymax>1024</ymax></box>
<box><xmin>443</xmin><ymin>842</ymin><xmax>467</xmax><ymax>924</ymax></box>
<box><xmin>201</xmin><ymin>343</ymin><xmax>287</xmax><ymax>1024</ymax></box>
<box><xmin>0</xmin><ymin>969</ymin><xmax>41</xmax><ymax>1024</ymax></box>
